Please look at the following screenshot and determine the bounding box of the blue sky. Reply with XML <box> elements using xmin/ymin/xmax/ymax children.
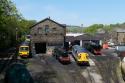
<box><xmin>12</xmin><ymin>0</ymin><xmax>125</xmax><ymax>26</ymax></box>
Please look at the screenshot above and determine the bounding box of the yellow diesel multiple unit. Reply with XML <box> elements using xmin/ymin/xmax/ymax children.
<box><xmin>19</xmin><ymin>46</ymin><xmax>29</xmax><ymax>57</ymax></box>
<box><xmin>19</xmin><ymin>41</ymin><xmax>31</xmax><ymax>58</ymax></box>
<box><xmin>76</xmin><ymin>52</ymin><xmax>89</xmax><ymax>64</ymax></box>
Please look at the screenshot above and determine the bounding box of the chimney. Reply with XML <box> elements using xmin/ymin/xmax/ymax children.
<box><xmin>48</xmin><ymin>16</ymin><xmax>50</xmax><ymax>19</ymax></box>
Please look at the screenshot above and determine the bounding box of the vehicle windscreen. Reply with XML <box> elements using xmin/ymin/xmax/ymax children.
<box><xmin>77</xmin><ymin>47</ymin><xmax>87</xmax><ymax>53</ymax></box>
<box><xmin>19</xmin><ymin>47</ymin><xmax>29</xmax><ymax>51</ymax></box>
<box><xmin>93</xmin><ymin>45</ymin><xmax>102</xmax><ymax>50</ymax></box>
<box><xmin>62</xmin><ymin>51</ymin><xmax>68</xmax><ymax>57</ymax></box>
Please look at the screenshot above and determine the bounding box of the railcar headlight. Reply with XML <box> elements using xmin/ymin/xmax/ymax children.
<box><xmin>19</xmin><ymin>53</ymin><xmax>22</xmax><ymax>55</ymax></box>
<box><xmin>78</xmin><ymin>55</ymin><xmax>81</xmax><ymax>59</ymax></box>
<box><xmin>86</xmin><ymin>56</ymin><xmax>88</xmax><ymax>59</ymax></box>
<box><xmin>78</xmin><ymin>54</ymin><xmax>81</xmax><ymax>56</ymax></box>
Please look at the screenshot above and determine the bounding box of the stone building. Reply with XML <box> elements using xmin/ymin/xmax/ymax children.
<box><xmin>109</xmin><ymin>28</ymin><xmax>125</xmax><ymax>44</ymax></box>
<box><xmin>30</xmin><ymin>18</ymin><xmax>66</xmax><ymax>54</ymax></box>
<box><xmin>116</xmin><ymin>29</ymin><xmax>125</xmax><ymax>44</ymax></box>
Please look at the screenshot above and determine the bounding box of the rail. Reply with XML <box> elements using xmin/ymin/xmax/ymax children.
<box><xmin>0</xmin><ymin>50</ymin><xmax>16</xmax><ymax>74</ymax></box>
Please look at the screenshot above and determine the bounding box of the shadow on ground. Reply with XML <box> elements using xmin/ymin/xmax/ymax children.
<box><xmin>4</xmin><ymin>63</ymin><xmax>34</xmax><ymax>83</ymax></box>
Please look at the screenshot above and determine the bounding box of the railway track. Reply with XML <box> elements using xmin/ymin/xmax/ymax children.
<box><xmin>0</xmin><ymin>49</ymin><xmax>31</xmax><ymax>83</ymax></box>
<box><xmin>93</xmin><ymin>56</ymin><xmax>122</xmax><ymax>83</ymax></box>
<box><xmin>80</xmin><ymin>67</ymin><xmax>94</xmax><ymax>83</ymax></box>
<box><xmin>32</xmin><ymin>48</ymin><xmax>104</xmax><ymax>83</ymax></box>
<box><xmin>0</xmin><ymin>47</ymin><xmax>20</xmax><ymax>74</ymax></box>
<box><xmin>36</xmin><ymin>54</ymin><xmax>88</xmax><ymax>83</ymax></box>
<box><xmin>0</xmin><ymin>52</ymin><xmax>16</xmax><ymax>74</ymax></box>
<box><xmin>71</xmin><ymin>51</ymin><xmax>104</xmax><ymax>83</ymax></box>
<box><xmin>63</xmin><ymin>61</ymin><xmax>88</xmax><ymax>83</ymax></box>
<box><xmin>49</xmin><ymin>53</ymin><xmax>98</xmax><ymax>83</ymax></box>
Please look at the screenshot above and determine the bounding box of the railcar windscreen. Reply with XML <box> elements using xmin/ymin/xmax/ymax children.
<box><xmin>20</xmin><ymin>47</ymin><xmax>29</xmax><ymax>51</ymax></box>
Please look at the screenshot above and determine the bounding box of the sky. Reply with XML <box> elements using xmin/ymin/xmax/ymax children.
<box><xmin>12</xmin><ymin>0</ymin><xmax>125</xmax><ymax>26</ymax></box>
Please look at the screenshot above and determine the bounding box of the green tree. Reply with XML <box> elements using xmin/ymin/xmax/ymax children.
<box><xmin>0</xmin><ymin>0</ymin><xmax>36</xmax><ymax>50</ymax></box>
<box><xmin>0</xmin><ymin>0</ymin><xmax>21</xmax><ymax>50</ymax></box>
<box><xmin>83</xmin><ymin>24</ymin><xmax>104</xmax><ymax>34</ymax></box>
<box><xmin>17</xmin><ymin>19</ymin><xmax>36</xmax><ymax>42</ymax></box>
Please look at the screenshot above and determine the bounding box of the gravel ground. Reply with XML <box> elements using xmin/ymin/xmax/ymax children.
<box><xmin>91</xmin><ymin>56</ymin><xmax>125</xmax><ymax>83</ymax></box>
<box><xmin>26</xmin><ymin>52</ymin><xmax>125</xmax><ymax>83</ymax></box>
<box><xmin>0</xmin><ymin>48</ymin><xmax>123</xmax><ymax>83</ymax></box>
<box><xmin>27</xmin><ymin>56</ymin><xmax>58</xmax><ymax>83</ymax></box>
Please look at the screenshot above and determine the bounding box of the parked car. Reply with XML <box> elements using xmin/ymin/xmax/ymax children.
<box><xmin>115</xmin><ymin>45</ymin><xmax>125</xmax><ymax>57</ymax></box>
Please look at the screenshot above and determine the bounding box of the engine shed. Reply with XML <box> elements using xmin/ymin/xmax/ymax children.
<box><xmin>30</xmin><ymin>18</ymin><xmax>66</xmax><ymax>54</ymax></box>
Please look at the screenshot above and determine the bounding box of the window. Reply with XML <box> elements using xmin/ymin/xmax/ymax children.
<box><xmin>52</xmin><ymin>27</ymin><xmax>56</xmax><ymax>30</ymax></box>
<box><xmin>34</xmin><ymin>33</ymin><xmax>37</xmax><ymax>36</ymax></box>
<box><xmin>45</xmin><ymin>25</ymin><xmax>49</xmax><ymax>33</ymax></box>
<box><xmin>38</xmin><ymin>27</ymin><xmax>42</xmax><ymax>34</ymax></box>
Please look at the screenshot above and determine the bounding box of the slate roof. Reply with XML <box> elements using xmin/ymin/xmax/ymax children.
<box><xmin>66</xmin><ymin>36</ymin><xmax>75</xmax><ymax>42</ymax></box>
<box><xmin>94</xmin><ymin>33</ymin><xmax>110</xmax><ymax>40</ymax></box>
<box><xmin>30</xmin><ymin>17</ymin><xmax>66</xmax><ymax>28</ymax></box>
<box><xmin>76</xmin><ymin>34</ymin><xmax>94</xmax><ymax>40</ymax></box>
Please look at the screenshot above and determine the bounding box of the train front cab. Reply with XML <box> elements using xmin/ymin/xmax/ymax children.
<box><xmin>76</xmin><ymin>52</ymin><xmax>90</xmax><ymax>66</ymax></box>
<box><xmin>19</xmin><ymin>46</ymin><xmax>30</xmax><ymax>58</ymax></box>
<box><xmin>53</xmin><ymin>47</ymin><xmax>71</xmax><ymax>64</ymax></box>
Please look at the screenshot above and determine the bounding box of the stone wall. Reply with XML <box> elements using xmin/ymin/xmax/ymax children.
<box><xmin>30</xmin><ymin>18</ymin><xmax>66</xmax><ymax>46</ymax></box>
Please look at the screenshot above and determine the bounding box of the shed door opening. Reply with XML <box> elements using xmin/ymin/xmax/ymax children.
<box><xmin>35</xmin><ymin>42</ymin><xmax>46</xmax><ymax>54</ymax></box>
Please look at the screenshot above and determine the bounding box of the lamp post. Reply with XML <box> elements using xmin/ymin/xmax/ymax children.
<box><xmin>16</xmin><ymin>28</ymin><xmax>18</xmax><ymax>41</ymax></box>
<box><xmin>15</xmin><ymin>27</ymin><xmax>18</xmax><ymax>61</ymax></box>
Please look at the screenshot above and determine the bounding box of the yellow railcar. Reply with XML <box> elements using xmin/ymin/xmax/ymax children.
<box><xmin>19</xmin><ymin>41</ymin><xmax>31</xmax><ymax>58</ymax></box>
<box><xmin>19</xmin><ymin>46</ymin><xmax>29</xmax><ymax>57</ymax></box>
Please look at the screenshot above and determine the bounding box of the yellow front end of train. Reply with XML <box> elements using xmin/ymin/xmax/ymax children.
<box><xmin>19</xmin><ymin>46</ymin><xmax>29</xmax><ymax>57</ymax></box>
<box><xmin>76</xmin><ymin>52</ymin><xmax>89</xmax><ymax>65</ymax></box>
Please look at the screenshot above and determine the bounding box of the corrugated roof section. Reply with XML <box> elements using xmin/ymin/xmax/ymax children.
<box><xmin>66</xmin><ymin>33</ymin><xmax>84</xmax><ymax>37</ymax></box>
<box><xmin>116</xmin><ymin>28</ymin><xmax>125</xmax><ymax>32</ymax></box>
